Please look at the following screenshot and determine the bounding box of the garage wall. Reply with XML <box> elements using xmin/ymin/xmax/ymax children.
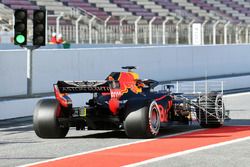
<box><xmin>1</xmin><ymin>44</ymin><xmax>250</xmax><ymax>97</ymax></box>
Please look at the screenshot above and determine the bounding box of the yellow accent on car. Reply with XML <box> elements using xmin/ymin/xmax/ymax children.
<box><xmin>129</xmin><ymin>72</ymin><xmax>139</xmax><ymax>80</ymax></box>
<box><xmin>80</xmin><ymin>107</ymin><xmax>87</xmax><ymax>117</ymax></box>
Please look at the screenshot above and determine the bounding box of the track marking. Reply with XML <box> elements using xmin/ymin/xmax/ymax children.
<box><xmin>0</xmin><ymin>124</ymin><xmax>32</xmax><ymax>131</ymax></box>
<box><xmin>123</xmin><ymin>136</ymin><xmax>250</xmax><ymax>167</ymax></box>
<box><xmin>19</xmin><ymin>129</ymin><xmax>202</xmax><ymax>167</ymax></box>
<box><xmin>224</xmin><ymin>92</ymin><xmax>250</xmax><ymax>97</ymax></box>
<box><xmin>21</xmin><ymin>126</ymin><xmax>250</xmax><ymax>167</ymax></box>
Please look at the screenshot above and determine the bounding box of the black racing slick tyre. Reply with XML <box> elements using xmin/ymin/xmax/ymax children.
<box><xmin>196</xmin><ymin>94</ymin><xmax>224</xmax><ymax>128</ymax></box>
<box><xmin>33</xmin><ymin>99</ymin><xmax>69</xmax><ymax>138</ymax></box>
<box><xmin>124</xmin><ymin>101</ymin><xmax>160</xmax><ymax>138</ymax></box>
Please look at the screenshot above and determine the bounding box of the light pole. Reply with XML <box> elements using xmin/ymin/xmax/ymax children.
<box><xmin>245</xmin><ymin>25</ymin><xmax>249</xmax><ymax>43</ymax></box>
<box><xmin>201</xmin><ymin>20</ymin><xmax>208</xmax><ymax>45</ymax></box>
<box><xmin>149</xmin><ymin>17</ymin><xmax>156</xmax><ymax>45</ymax></box>
<box><xmin>75</xmin><ymin>15</ymin><xmax>82</xmax><ymax>44</ymax></box>
<box><xmin>134</xmin><ymin>16</ymin><xmax>142</xmax><ymax>44</ymax></box>
<box><xmin>104</xmin><ymin>16</ymin><xmax>111</xmax><ymax>43</ymax></box>
<box><xmin>56</xmin><ymin>12</ymin><xmax>64</xmax><ymax>37</ymax></box>
<box><xmin>188</xmin><ymin>19</ymin><xmax>195</xmax><ymax>45</ymax></box>
<box><xmin>224</xmin><ymin>21</ymin><xmax>230</xmax><ymax>44</ymax></box>
<box><xmin>119</xmin><ymin>16</ymin><xmax>126</xmax><ymax>43</ymax></box>
<box><xmin>88</xmin><ymin>16</ymin><xmax>96</xmax><ymax>44</ymax></box>
<box><xmin>162</xmin><ymin>17</ymin><xmax>169</xmax><ymax>45</ymax></box>
<box><xmin>176</xmin><ymin>18</ymin><xmax>183</xmax><ymax>44</ymax></box>
<box><xmin>213</xmin><ymin>20</ymin><xmax>220</xmax><ymax>45</ymax></box>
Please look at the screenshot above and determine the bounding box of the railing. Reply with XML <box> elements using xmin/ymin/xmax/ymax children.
<box><xmin>46</xmin><ymin>19</ymin><xmax>250</xmax><ymax>45</ymax></box>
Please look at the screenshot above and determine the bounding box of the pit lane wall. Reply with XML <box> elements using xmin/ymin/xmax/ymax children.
<box><xmin>1</xmin><ymin>44</ymin><xmax>250</xmax><ymax>97</ymax></box>
<box><xmin>1</xmin><ymin>44</ymin><xmax>250</xmax><ymax>120</ymax></box>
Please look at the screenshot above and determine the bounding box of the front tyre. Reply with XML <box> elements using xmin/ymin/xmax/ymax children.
<box><xmin>124</xmin><ymin>101</ymin><xmax>160</xmax><ymax>138</ymax></box>
<box><xmin>33</xmin><ymin>99</ymin><xmax>69</xmax><ymax>138</ymax></box>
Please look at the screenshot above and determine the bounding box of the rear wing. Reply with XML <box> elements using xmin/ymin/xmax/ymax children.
<box><xmin>55</xmin><ymin>80</ymin><xmax>110</xmax><ymax>94</ymax></box>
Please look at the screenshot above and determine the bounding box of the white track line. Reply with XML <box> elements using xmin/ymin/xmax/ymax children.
<box><xmin>123</xmin><ymin>136</ymin><xmax>250</xmax><ymax>167</ymax></box>
<box><xmin>0</xmin><ymin>124</ymin><xmax>32</xmax><ymax>131</ymax></box>
<box><xmin>224</xmin><ymin>92</ymin><xmax>250</xmax><ymax>97</ymax></box>
<box><xmin>19</xmin><ymin>129</ymin><xmax>202</xmax><ymax>167</ymax></box>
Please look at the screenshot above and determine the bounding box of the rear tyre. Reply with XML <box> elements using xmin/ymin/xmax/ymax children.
<box><xmin>196</xmin><ymin>94</ymin><xmax>224</xmax><ymax>128</ymax></box>
<box><xmin>124</xmin><ymin>101</ymin><xmax>160</xmax><ymax>138</ymax></box>
<box><xmin>33</xmin><ymin>99</ymin><xmax>69</xmax><ymax>138</ymax></box>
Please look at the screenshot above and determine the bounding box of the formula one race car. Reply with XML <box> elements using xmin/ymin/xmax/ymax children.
<box><xmin>33</xmin><ymin>66</ymin><xmax>225</xmax><ymax>138</ymax></box>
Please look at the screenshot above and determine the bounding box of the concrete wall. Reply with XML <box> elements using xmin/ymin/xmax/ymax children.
<box><xmin>1</xmin><ymin>45</ymin><xmax>250</xmax><ymax>97</ymax></box>
<box><xmin>0</xmin><ymin>94</ymin><xmax>91</xmax><ymax>120</ymax></box>
<box><xmin>0</xmin><ymin>50</ymin><xmax>27</xmax><ymax>96</ymax></box>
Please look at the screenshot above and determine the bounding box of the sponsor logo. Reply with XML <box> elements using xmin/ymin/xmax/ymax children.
<box><xmin>61</xmin><ymin>86</ymin><xmax>110</xmax><ymax>92</ymax></box>
<box><xmin>111</xmin><ymin>90</ymin><xmax>122</xmax><ymax>98</ymax></box>
<box><xmin>118</xmin><ymin>72</ymin><xmax>142</xmax><ymax>95</ymax></box>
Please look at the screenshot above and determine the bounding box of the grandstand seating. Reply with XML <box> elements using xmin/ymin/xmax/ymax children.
<box><xmin>32</xmin><ymin>0</ymin><xmax>73</xmax><ymax>16</ymax></box>
<box><xmin>220</xmin><ymin>0</ymin><xmax>250</xmax><ymax>21</ymax></box>
<box><xmin>88</xmin><ymin>0</ymin><xmax>132</xmax><ymax>17</ymax></box>
<box><xmin>59</xmin><ymin>0</ymin><xmax>121</xmax><ymax>24</ymax></box>
<box><xmin>153</xmin><ymin>0</ymin><xmax>202</xmax><ymax>21</ymax></box>
<box><xmin>1</xmin><ymin>0</ymin><xmax>250</xmax><ymax>25</ymax></box>
<box><xmin>60</xmin><ymin>0</ymin><xmax>109</xmax><ymax>19</ymax></box>
<box><xmin>172</xmin><ymin>0</ymin><xmax>209</xmax><ymax>18</ymax></box>
<box><xmin>189</xmin><ymin>0</ymin><xmax>233</xmax><ymax>22</ymax></box>
<box><xmin>47</xmin><ymin>16</ymin><xmax>72</xmax><ymax>25</ymax></box>
<box><xmin>205</xmin><ymin>0</ymin><xmax>250</xmax><ymax>23</ymax></box>
<box><xmin>1</xmin><ymin>0</ymin><xmax>39</xmax><ymax>16</ymax></box>
<box><xmin>0</xmin><ymin>3</ymin><xmax>13</xmax><ymax>24</ymax></box>
<box><xmin>236</xmin><ymin>0</ymin><xmax>250</xmax><ymax>9</ymax></box>
<box><xmin>130</xmin><ymin>0</ymin><xmax>170</xmax><ymax>17</ymax></box>
<box><xmin>111</xmin><ymin>0</ymin><xmax>157</xmax><ymax>20</ymax></box>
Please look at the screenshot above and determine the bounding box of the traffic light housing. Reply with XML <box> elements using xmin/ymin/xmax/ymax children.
<box><xmin>14</xmin><ymin>9</ymin><xmax>27</xmax><ymax>45</ymax></box>
<box><xmin>33</xmin><ymin>10</ymin><xmax>46</xmax><ymax>46</ymax></box>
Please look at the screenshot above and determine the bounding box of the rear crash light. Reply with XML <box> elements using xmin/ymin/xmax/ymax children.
<box><xmin>54</xmin><ymin>85</ymin><xmax>72</xmax><ymax>108</ymax></box>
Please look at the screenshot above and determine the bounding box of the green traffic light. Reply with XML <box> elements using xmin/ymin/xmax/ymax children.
<box><xmin>16</xmin><ymin>34</ymin><xmax>25</xmax><ymax>44</ymax></box>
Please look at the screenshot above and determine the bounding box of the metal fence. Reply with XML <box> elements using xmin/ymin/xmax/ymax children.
<box><xmin>47</xmin><ymin>20</ymin><xmax>250</xmax><ymax>45</ymax></box>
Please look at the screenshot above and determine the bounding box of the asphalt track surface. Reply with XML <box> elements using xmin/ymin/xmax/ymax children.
<box><xmin>0</xmin><ymin>93</ymin><xmax>250</xmax><ymax>167</ymax></box>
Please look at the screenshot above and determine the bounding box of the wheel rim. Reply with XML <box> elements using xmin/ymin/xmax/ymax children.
<box><xmin>149</xmin><ymin>102</ymin><xmax>160</xmax><ymax>135</ymax></box>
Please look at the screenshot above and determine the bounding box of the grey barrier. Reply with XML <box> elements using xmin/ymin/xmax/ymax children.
<box><xmin>1</xmin><ymin>44</ymin><xmax>250</xmax><ymax>97</ymax></box>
